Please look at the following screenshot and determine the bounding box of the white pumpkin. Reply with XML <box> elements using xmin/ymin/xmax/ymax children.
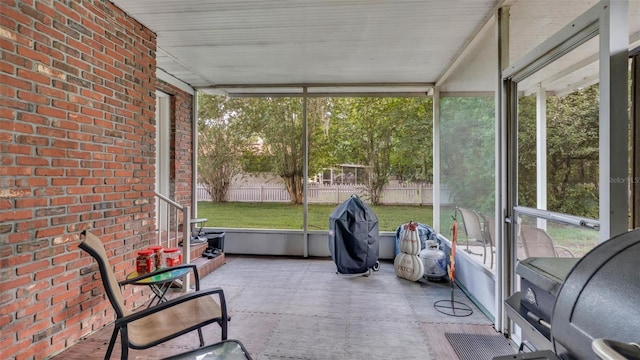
<box><xmin>399</xmin><ymin>221</ymin><xmax>421</xmax><ymax>255</ymax></box>
<box><xmin>394</xmin><ymin>253</ymin><xmax>424</xmax><ymax>281</ymax></box>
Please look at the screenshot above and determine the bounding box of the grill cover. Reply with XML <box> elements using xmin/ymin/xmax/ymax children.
<box><xmin>328</xmin><ymin>195</ymin><xmax>379</xmax><ymax>274</ymax></box>
<box><xmin>551</xmin><ymin>229</ymin><xmax>640</xmax><ymax>359</ymax></box>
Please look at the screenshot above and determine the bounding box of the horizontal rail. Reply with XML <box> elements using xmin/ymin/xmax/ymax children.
<box><xmin>155</xmin><ymin>192</ymin><xmax>184</xmax><ymax>210</ymax></box>
<box><xmin>513</xmin><ymin>206</ymin><xmax>600</xmax><ymax>230</ymax></box>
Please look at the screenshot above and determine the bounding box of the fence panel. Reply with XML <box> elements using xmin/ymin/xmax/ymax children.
<box><xmin>197</xmin><ymin>183</ymin><xmax>446</xmax><ymax>205</ymax></box>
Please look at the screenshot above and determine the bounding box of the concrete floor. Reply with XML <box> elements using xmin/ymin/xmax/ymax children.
<box><xmin>52</xmin><ymin>255</ymin><xmax>502</xmax><ymax>360</ymax></box>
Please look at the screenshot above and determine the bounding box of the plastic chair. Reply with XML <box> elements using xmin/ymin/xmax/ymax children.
<box><xmin>78</xmin><ymin>231</ymin><xmax>229</xmax><ymax>360</ymax></box>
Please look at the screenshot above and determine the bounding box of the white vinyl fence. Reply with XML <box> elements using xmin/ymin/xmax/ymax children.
<box><xmin>197</xmin><ymin>183</ymin><xmax>449</xmax><ymax>205</ymax></box>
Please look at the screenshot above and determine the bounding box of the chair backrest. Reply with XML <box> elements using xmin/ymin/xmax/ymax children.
<box><xmin>456</xmin><ymin>207</ymin><xmax>484</xmax><ymax>242</ymax></box>
<box><xmin>481</xmin><ymin>214</ymin><xmax>495</xmax><ymax>247</ymax></box>
<box><xmin>519</xmin><ymin>224</ymin><xmax>557</xmax><ymax>257</ymax></box>
<box><xmin>79</xmin><ymin>231</ymin><xmax>130</xmax><ymax>318</ymax></box>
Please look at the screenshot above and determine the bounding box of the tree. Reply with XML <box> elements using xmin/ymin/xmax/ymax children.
<box><xmin>440</xmin><ymin>96</ymin><xmax>495</xmax><ymax>214</ymax></box>
<box><xmin>388</xmin><ymin>98</ymin><xmax>433</xmax><ymax>183</ymax></box>
<box><xmin>546</xmin><ymin>85</ymin><xmax>599</xmax><ymax>218</ymax></box>
<box><xmin>327</xmin><ymin>97</ymin><xmax>432</xmax><ymax>205</ymax></box>
<box><xmin>233</xmin><ymin>97</ymin><xmax>330</xmax><ymax>204</ymax></box>
<box><xmin>197</xmin><ymin>94</ymin><xmax>248</xmax><ymax>202</ymax></box>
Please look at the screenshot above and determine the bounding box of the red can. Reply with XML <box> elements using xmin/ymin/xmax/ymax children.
<box><xmin>136</xmin><ymin>249</ymin><xmax>154</xmax><ymax>274</ymax></box>
<box><xmin>163</xmin><ymin>247</ymin><xmax>182</xmax><ymax>267</ymax></box>
<box><xmin>147</xmin><ymin>245</ymin><xmax>164</xmax><ymax>269</ymax></box>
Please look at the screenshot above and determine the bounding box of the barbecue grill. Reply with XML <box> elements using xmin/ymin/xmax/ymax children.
<box><xmin>501</xmin><ymin>228</ymin><xmax>640</xmax><ymax>360</ymax></box>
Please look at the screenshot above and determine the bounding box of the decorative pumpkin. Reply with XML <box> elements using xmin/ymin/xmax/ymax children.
<box><xmin>394</xmin><ymin>252</ymin><xmax>424</xmax><ymax>281</ymax></box>
<box><xmin>400</xmin><ymin>221</ymin><xmax>421</xmax><ymax>255</ymax></box>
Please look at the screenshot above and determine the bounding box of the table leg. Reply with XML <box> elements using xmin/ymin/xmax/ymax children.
<box><xmin>147</xmin><ymin>282</ymin><xmax>172</xmax><ymax>308</ymax></box>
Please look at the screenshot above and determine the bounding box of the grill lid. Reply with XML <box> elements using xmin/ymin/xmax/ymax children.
<box><xmin>551</xmin><ymin>229</ymin><xmax>640</xmax><ymax>359</ymax></box>
<box><xmin>517</xmin><ymin>257</ymin><xmax>579</xmax><ymax>295</ymax></box>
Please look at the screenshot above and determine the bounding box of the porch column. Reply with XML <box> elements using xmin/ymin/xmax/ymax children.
<box><xmin>432</xmin><ymin>86</ymin><xmax>441</xmax><ymax>233</ymax></box>
<box><xmin>599</xmin><ymin>0</ymin><xmax>629</xmax><ymax>241</ymax></box>
<box><xmin>496</xmin><ymin>5</ymin><xmax>510</xmax><ymax>336</ymax></box>
<box><xmin>303</xmin><ymin>87</ymin><xmax>309</xmax><ymax>257</ymax></box>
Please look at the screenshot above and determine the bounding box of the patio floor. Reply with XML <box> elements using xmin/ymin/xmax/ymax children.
<box><xmin>52</xmin><ymin>255</ymin><xmax>506</xmax><ymax>360</ymax></box>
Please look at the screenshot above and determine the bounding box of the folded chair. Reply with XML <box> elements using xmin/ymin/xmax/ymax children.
<box><xmin>78</xmin><ymin>231</ymin><xmax>228</xmax><ymax>360</ymax></box>
<box><xmin>519</xmin><ymin>224</ymin><xmax>575</xmax><ymax>258</ymax></box>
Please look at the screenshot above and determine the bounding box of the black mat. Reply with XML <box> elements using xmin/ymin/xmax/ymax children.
<box><xmin>445</xmin><ymin>332</ymin><xmax>516</xmax><ymax>360</ymax></box>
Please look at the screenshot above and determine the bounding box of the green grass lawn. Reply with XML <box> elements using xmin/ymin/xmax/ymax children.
<box><xmin>197</xmin><ymin>201</ymin><xmax>434</xmax><ymax>232</ymax></box>
<box><xmin>197</xmin><ymin>201</ymin><xmax>597</xmax><ymax>256</ymax></box>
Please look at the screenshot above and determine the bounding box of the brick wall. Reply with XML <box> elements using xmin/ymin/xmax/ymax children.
<box><xmin>0</xmin><ymin>1</ymin><xmax>196</xmax><ymax>359</ymax></box>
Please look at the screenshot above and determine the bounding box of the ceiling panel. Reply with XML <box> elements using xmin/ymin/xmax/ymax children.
<box><xmin>111</xmin><ymin>0</ymin><xmax>640</xmax><ymax>95</ymax></box>
<box><xmin>111</xmin><ymin>0</ymin><xmax>500</xmax><ymax>91</ymax></box>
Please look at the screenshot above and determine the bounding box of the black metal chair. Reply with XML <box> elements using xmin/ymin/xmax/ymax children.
<box><xmin>78</xmin><ymin>230</ymin><xmax>229</xmax><ymax>360</ymax></box>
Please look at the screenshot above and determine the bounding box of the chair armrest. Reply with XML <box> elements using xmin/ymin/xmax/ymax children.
<box><xmin>554</xmin><ymin>245</ymin><xmax>576</xmax><ymax>257</ymax></box>
<box><xmin>119</xmin><ymin>264</ymin><xmax>202</xmax><ymax>290</ymax></box>
<box><xmin>115</xmin><ymin>286</ymin><xmax>227</xmax><ymax>326</ymax></box>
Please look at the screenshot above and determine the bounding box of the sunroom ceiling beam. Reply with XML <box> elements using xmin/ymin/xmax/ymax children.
<box><xmin>199</xmin><ymin>82</ymin><xmax>434</xmax><ymax>97</ymax></box>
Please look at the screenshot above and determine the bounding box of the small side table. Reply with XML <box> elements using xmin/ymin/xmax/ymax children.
<box><xmin>124</xmin><ymin>267</ymin><xmax>191</xmax><ymax>308</ymax></box>
<box><xmin>162</xmin><ymin>339</ymin><xmax>253</xmax><ymax>360</ymax></box>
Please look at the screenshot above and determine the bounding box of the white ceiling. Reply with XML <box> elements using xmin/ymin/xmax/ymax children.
<box><xmin>111</xmin><ymin>0</ymin><xmax>640</xmax><ymax>96</ymax></box>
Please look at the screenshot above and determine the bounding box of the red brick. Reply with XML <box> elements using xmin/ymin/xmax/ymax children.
<box><xmin>13</xmin><ymin>280</ymin><xmax>46</xmax><ymax>302</ymax></box>
<box><xmin>16</xmin><ymin>177</ymin><xmax>47</xmax><ymax>187</ymax></box>
<box><xmin>36</xmin><ymin>105</ymin><xmax>66</xmax><ymax>119</ymax></box>
<box><xmin>34</xmin><ymin>284</ymin><xmax>66</xmax><ymax>302</ymax></box>
<box><xmin>49</xmin><ymin>196</ymin><xmax>77</xmax><ymax>206</ymax></box>
<box><xmin>34</xmin><ymin>167</ymin><xmax>64</xmax><ymax>176</ymax></box>
<box><xmin>51</xmin><ymin>119</ymin><xmax>80</xmax><ymax>131</ymax></box>
<box><xmin>17</xmin><ymin>300</ymin><xmax>47</xmax><ymax>318</ymax></box>
<box><xmin>0</xmin><ymin>253</ymin><xmax>32</xmax><ymax>268</ymax></box>
<box><xmin>35</xmin><ymin>227</ymin><xmax>64</xmax><ymax>239</ymax></box>
<box><xmin>34</xmin><ymin>265</ymin><xmax>65</xmax><ymax>281</ymax></box>
<box><xmin>2</xmin><ymin>296</ymin><xmax>33</xmax><ymax>316</ymax></box>
<box><xmin>0</xmin><ymin>209</ymin><xmax>32</xmax><ymax>221</ymax></box>
<box><xmin>0</xmin><ymin>73</ymin><xmax>31</xmax><ymax>91</ymax></box>
<box><xmin>36</xmin><ymin>147</ymin><xmax>65</xmax><ymax>158</ymax></box>
<box><xmin>51</xmin><ymin>287</ymin><xmax>78</xmax><ymax>305</ymax></box>
<box><xmin>16</xmin><ymin>155</ymin><xmax>49</xmax><ymax>166</ymax></box>
<box><xmin>15</xmin><ymin>197</ymin><xmax>47</xmax><ymax>208</ymax></box>
<box><xmin>18</xmin><ymin>112</ymin><xmax>49</xmax><ymax>126</ymax></box>
<box><xmin>16</xmin><ymin>68</ymin><xmax>50</xmax><ymax>85</ymax></box>
<box><xmin>15</xmin><ymin>259</ymin><xmax>50</xmax><ymax>276</ymax></box>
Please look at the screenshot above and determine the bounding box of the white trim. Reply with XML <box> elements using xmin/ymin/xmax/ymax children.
<box><xmin>155</xmin><ymin>90</ymin><xmax>171</xmax><ymax>234</ymax></box>
<box><xmin>503</xmin><ymin>2</ymin><xmax>603</xmax><ymax>81</ymax></box>
<box><xmin>433</xmin><ymin>86</ymin><xmax>441</xmax><ymax>233</ymax></box>
<box><xmin>536</xmin><ymin>84</ymin><xmax>548</xmax><ymax>230</ymax></box>
<box><xmin>192</xmin><ymin>90</ymin><xmax>198</xmax><ymax>216</ymax></box>
<box><xmin>157</xmin><ymin>67</ymin><xmax>195</xmax><ymax>95</ymax></box>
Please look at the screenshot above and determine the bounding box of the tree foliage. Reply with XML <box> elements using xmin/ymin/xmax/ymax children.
<box><xmin>197</xmin><ymin>94</ymin><xmax>248</xmax><ymax>202</ymax></box>
<box><xmin>518</xmin><ymin>85</ymin><xmax>600</xmax><ymax>218</ymax></box>
<box><xmin>327</xmin><ymin>97</ymin><xmax>432</xmax><ymax>204</ymax></box>
<box><xmin>197</xmin><ymin>94</ymin><xmax>432</xmax><ymax>205</ymax></box>
<box><xmin>440</xmin><ymin>96</ymin><xmax>495</xmax><ymax>214</ymax></box>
